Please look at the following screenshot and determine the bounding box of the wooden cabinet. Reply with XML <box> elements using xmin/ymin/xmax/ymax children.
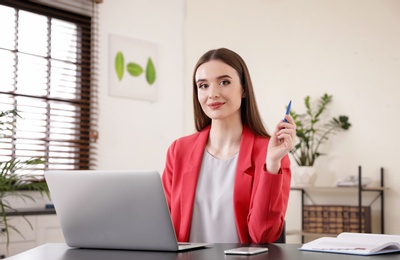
<box><xmin>289</xmin><ymin>166</ymin><xmax>386</xmax><ymax>243</ymax></box>
<box><xmin>0</xmin><ymin>213</ymin><xmax>64</xmax><ymax>258</ymax></box>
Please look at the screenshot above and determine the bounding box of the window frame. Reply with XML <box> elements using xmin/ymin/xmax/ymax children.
<box><xmin>0</xmin><ymin>0</ymin><xmax>97</xmax><ymax>175</ymax></box>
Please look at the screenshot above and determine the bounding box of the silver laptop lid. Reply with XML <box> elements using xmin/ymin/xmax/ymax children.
<box><xmin>45</xmin><ymin>170</ymin><xmax>180</xmax><ymax>251</ymax></box>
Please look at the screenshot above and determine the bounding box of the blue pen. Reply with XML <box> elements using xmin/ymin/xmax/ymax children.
<box><xmin>284</xmin><ymin>100</ymin><xmax>292</xmax><ymax>122</ymax></box>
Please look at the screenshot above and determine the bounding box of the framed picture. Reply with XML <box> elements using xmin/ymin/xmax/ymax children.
<box><xmin>108</xmin><ymin>34</ymin><xmax>158</xmax><ymax>101</ymax></box>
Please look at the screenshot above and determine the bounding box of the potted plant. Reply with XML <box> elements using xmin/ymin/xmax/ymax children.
<box><xmin>289</xmin><ymin>93</ymin><xmax>351</xmax><ymax>185</ymax></box>
<box><xmin>0</xmin><ymin>109</ymin><xmax>49</xmax><ymax>249</ymax></box>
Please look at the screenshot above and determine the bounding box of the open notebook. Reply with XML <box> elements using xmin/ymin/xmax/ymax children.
<box><xmin>45</xmin><ymin>170</ymin><xmax>210</xmax><ymax>251</ymax></box>
<box><xmin>299</xmin><ymin>232</ymin><xmax>400</xmax><ymax>255</ymax></box>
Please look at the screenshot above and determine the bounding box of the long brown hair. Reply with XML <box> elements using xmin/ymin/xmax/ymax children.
<box><xmin>192</xmin><ymin>48</ymin><xmax>270</xmax><ymax>138</ymax></box>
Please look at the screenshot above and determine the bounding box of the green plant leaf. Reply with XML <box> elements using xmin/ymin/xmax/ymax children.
<box><xmin>145</xmin><ymin>57</ymin><xmax>156</xmax><ymax>85</ymax></box>
<box><xmin>0</xmin><ymin>109</ymin><xmax>50</xmax><ymax>248</ymax></box>
<box><xmin>289</xmin><ymin>93</ymin><xmax>351</xmax><ymax>166</ymax></box>
<box><xmin>126</xmin><ymin>62</ymin><xmax>143</xmax><ymax>77</ymax></box>
<box><xmin>115</xmin><ymin>52</ymin><xmax>124</xmax><ymax>81</ymax></box>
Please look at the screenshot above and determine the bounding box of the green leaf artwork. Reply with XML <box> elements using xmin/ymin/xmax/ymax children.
<box><xmin>126</xmin><ymin>62</ymin><xmax>143</xmax><ymax>77</ymax></box>
<box><xmin>115</xmin><ymin>51</ymin><xmax>124</xmax><ymax>81</ymax></box>
<box><xmin>145</xmin><ymin>57</ymin><xmax>156</xmax><ymax>85</ymax></box>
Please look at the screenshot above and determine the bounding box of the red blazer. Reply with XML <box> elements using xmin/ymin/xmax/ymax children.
<box><xmin>162</xmin><ymin>126</ymin><xmax>291</xmax><ymax>243</ymax></box>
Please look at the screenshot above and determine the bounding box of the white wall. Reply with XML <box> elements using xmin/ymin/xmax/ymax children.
<box><xmin>97</xmin><ymin>0</ymin><xmax>185</xmax><ymax>173</ymax></box>
<box><xmin>98</xmin><ymin>0</ymin><xmax>400</xmax><ymax>242</ymax></box>
<box><xmin>185</xmin><ymin>0</ymin><xmax>400</xmax><ymax>241</ymax></box>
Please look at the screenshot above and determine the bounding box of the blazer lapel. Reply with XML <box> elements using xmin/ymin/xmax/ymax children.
<box><xmin>179</xmin><ymin>126</ymin><xmax>210</xmax><ymax>241</ymax></box>
<box><xmin>236</xmin><ymin>127</ymin><xmax>254</xmax><ymax>174</ymax></box>
<box><xmin>234</xmin><ymin>127</ymin><xmax>255</xmax><ymax>242</ymax></box>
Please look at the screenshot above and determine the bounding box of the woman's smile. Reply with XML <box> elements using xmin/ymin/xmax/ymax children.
<box><xmin>208</xmin><ymin>102</ymin><xmax>225</xmax><ymax>109</ymax></box>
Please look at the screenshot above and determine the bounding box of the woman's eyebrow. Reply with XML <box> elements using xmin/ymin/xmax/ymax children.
<box><xmin>196</xmin><ymin>74</ymin><xmax>232</xmax><ymax>83</ymax></box>
<box><xmin>196</xmin><ymin>78</ymin><xmax>205</xmax><ymax>84</ymax></box>
<box><xmin>217</xmin><ymin>74</ymin><xmax>232</xmax><ymax>80</ymax></box>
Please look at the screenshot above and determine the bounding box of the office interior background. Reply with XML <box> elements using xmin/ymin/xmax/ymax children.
<box><xmin>96</xmin><ymin>0</ymin><xmax>400</xmax><ymax>242</ymax></box>
<box><xmin>2</xmin><ymin>0</ymin><xmax>394</xmax><ymax>245</ymax></box>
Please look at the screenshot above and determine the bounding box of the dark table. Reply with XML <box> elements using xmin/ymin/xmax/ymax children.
<box><xmin>6</xmin><ymin>243</ymin><xmax>400</xmax><ymax>260</ymax></box>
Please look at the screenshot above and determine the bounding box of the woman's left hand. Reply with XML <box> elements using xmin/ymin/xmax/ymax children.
<box><xmin>266</xmin><ymin>114</ymin><xmax>296</xmax><ymax>173</ymax></box>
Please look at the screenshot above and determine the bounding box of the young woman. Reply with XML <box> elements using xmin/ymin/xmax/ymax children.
<box><xmin>162</xmin><ymin>48</ymin><xmax>296</xmax><ymax>244</ymax></box>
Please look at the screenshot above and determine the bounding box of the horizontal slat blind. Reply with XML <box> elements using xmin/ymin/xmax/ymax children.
<box><xmin>0</xmin><ymin>0</ymin><xmax>98</xmax><ymax>176</ymax></box>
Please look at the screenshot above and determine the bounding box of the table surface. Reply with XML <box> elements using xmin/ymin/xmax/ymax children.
<box><xmin>6</xmin><ymin>243</ymin><xmax>400</xmax><ymax>260</ymax></box>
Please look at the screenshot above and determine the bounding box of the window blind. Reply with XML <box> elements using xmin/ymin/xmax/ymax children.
<box><xmin>0</xmin><ymin>0</ymin><xmax>99</xmax><ymax>176</ymax></box>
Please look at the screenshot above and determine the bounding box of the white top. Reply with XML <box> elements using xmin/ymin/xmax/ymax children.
<box><xmin>189</xmin><ymin>149</ymin><xmax>240</xmax><ymax>243</ymax></box>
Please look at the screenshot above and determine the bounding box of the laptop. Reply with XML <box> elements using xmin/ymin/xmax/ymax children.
<box><xmin>44</xmin><ymin>170</ymin><xmax>210</xmax><ymax>251</ymax></box>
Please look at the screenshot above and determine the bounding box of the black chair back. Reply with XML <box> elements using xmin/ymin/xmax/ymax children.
<box><xmin>274</xmin><ymin>221</ymin><xmax>286</xmax><ymax>243</ymax></box>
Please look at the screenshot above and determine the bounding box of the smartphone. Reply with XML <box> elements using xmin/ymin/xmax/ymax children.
<box><xmin>224</xmin><ymin>247</ymin><xmax>269</xmax><ymax>255</ymax></box>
